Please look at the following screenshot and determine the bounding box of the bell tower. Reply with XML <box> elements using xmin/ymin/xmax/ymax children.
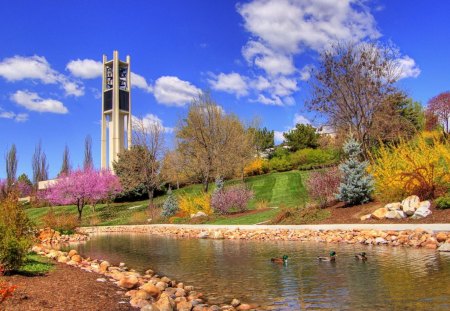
<box><xmin>101</xmin><ymin>51</ymin><xmax>132</xmax><ymax>170</ymax></box>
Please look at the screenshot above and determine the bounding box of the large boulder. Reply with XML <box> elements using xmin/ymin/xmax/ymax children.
<box><xmin>360</xmin><ymin>214</ymin><xmax>371</xmax><ymax>221</ymax></box>
<box><xmin>401</xmin><ymin>195</ymin><xmax>420</xmax><ymax>216</ymax></box>
<box><xmin>436</xmin><ymin>232</ymin><xmax>448</xmax><ymax>242</ymax></box>
<box><xmin>153</xmin><ymin>293</ymin><xmax>175</xmax><ymax>311</ymax></box>
<box><xmin>385</xmin><ymin>202</ymin><xmax>402</xmax><ymax>211</ymax></box>
<box><xmin>385</xmin><ymin>211</ymin><xmax>398</xmax><ymax>219</ymax></box>
<box><xmin>372</xmin><ymin>207</ymin><xmax>388</xmax><ymax>220</ymax></box>
<box><xmin>141</xmin><ymin>283</ymin><xmax>161</xmax><ymax>298</ymax></box>
<box><xmin>438</xmin><ymin>243</ymin><xmax>450</xmax><ymax>252</ymax></box>
<box><xmin>118</xmin><ymin>275</ymin><xmax>139</xmax><ymax>289</ymax></box>
<box><xmin>412</xmin><ymin>201</ymin><xmax>432</xmax><ymax>219</ymax></box>
<box><xmin>99</xmin><ymin>261</ymin><xmax>110</xmax><ymax>273</ymax></box>
<box><xmin>191</xmin><ymin>211</ymin><xmax>207</xmax><ymax>219</ymax></box>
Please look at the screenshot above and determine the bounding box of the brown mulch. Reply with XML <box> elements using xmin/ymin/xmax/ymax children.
<box><xmin>1</xmin><ymin>263</ymin><xmax>136</xmax><ymax>311</ymax></box>
<box><xmin>315</xmin><ymin>201</ymin><xmax>450</xmax><ymax>224</ymax></box>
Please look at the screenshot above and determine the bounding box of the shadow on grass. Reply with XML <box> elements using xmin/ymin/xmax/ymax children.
<box><xmin>12</xmin><ymin>253</ymin><xmax>54</xmax><ymax>277</ymax></box>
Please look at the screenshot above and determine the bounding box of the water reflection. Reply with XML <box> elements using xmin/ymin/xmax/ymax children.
<box><xmin>73</xmin><ymin>233</ymin><xmax>450</xmax><ymax>310</ymax></box>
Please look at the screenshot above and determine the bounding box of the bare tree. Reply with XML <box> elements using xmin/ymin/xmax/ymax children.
<box><xmin>32</xmin><ymin>141</ymin><xmax>49</xmax><ymax>185</ymax></box>
<box><xmin>59</xmin><ymin>145</ymin><xmax>71</xmax><ymax>176</ymax></box>
<box><xmin>307</xmin><ymin>41</ymin><xmax>405</xmax><ymax>156</ymax></box>
<box><xmin>5</xmin><ymin>144</ymin><xmax>18</xmax><ymax>187</ymax></box>
<box><xmin>176</xmin><ymin>93</ymin><xmax>253</xmax><ymax>191</ymax></box>
<box><xmin>113</xmin><ymin>117</ymin><xmax>165</xmax><ymax>202</ymax></box>
<box><xmin>83</xmin><ymin>135</ymin><xmax>93</xmax><ymax>170</ymax></box>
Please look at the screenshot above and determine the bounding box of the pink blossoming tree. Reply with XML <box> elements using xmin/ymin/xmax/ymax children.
<box><xmin>44</xmin><ymin>168</ymin><xmax>122</xmax><ymax>221</ymax></box>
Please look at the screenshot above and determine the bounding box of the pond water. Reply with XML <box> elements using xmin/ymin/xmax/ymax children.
<box><xmin>73</xmin><ymin>233</ymin><xmax>450</xmax><ymax>310</ymax></box>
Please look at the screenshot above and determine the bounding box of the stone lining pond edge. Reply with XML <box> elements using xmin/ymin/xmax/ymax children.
<box><xmin>77</xmin><ymin>224</ymin><xmax>450</xmax><ymax>250</ymax></box>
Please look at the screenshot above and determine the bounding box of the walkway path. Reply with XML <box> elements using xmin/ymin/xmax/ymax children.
<box><xmin>81</xmin><ymin>223</ymin><xmax>450</xmax><ymax>233</ymax></box>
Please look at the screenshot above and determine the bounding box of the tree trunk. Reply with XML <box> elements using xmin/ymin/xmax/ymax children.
<box><xmin>77</xmin><ymin>198</ymin><xmax>83</xmax><ymax>221</ymax></box>
<box><xmin>148</xmin><ymin>188</ymin><xmax>154</xmax><ymax>202</ymax></box>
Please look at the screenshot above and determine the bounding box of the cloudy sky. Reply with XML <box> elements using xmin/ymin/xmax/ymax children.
<box><xmin>1</xmin><ymin>0</ymin><xmax>449</xmax><ymax>178</ymax></box>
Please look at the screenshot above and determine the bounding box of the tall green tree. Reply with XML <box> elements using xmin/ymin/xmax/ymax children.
<box><xmin>251</xmin><ymin>127</ymin><xmax>274</xmax><ymax>154</ymax></box>
<box><xmin>283</xmin><ymin>124</ymin><xmax>319</xmax><ymax>152</ymax></box>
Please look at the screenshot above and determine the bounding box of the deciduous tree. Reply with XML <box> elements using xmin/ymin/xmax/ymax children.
<box><xmin>83</xmin><ymin>135</ymin><xmax>93</xmax><ymax>170</ymax></box>
<box><xmin>5</xmin><ymin>145</ymin><xmax>17</xmax><ymax>187</ymax></box>
<box><xmin>59</xmin><ymin>145</ymin><xmax>71</xmax><ymax>176</ymax></box>
<box><xmin>427</xmin><ymin>92</ymin><xmax>450</xmax><ymax>134</ymax></box>
<box><xmin>32</xmin><ymin>141</ymin><xmax>48</xmax><ymax>185</ymax></box>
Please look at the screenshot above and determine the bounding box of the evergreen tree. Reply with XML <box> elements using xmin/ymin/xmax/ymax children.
<box><xmin>162</xmin><ymin>188</ymin><xmax>179</xmax><ymax>217</ymax></box>
<box><xmin>336</xmin><ymin>137</ymin><xmax>373</xmax><ymax>206</ymax></box>
<box><xmin>213</xmin><ymin>176</ymin><xmax>224</xmax><ymax>194</ymax></box>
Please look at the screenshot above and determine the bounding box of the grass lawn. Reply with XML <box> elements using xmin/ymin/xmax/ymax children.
<box><xmin>26</xmin><ymin>170</ymin><xmax>309</xmax><ymax>226</ymax></box>
<box><xmin>16</xmin><ymin>253</ymin><xmax>54</xmax><ymax>276</ymax></box>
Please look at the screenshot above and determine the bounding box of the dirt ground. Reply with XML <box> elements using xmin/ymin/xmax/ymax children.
<box><xmin>1</xmin><ymin>263</ymin><xmax>136</xmax><ymax>311</ymax></box>
<box><xmin>316</xmin><ymin>201</ymin><xmax>450</xmax><ymax>224</ymax></box>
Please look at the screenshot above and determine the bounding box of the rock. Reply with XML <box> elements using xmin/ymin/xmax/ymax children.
<box><xmin>118</xmin><ymin>275</ymin><xmax>139</xmax><ymax>289</ymax></box>
<box><xmin>395</xmin><ymin>210</ymin><xmax>407</xmax><ymax>219</ymax></box>
<box><xmin>71</xmin><ymin>254</ymin><xmax>82</xmax><ymax>263</ymax></box>
<box><xmin>375</xmin><ymin>237</ymin><xmax>388</xmax><ymax>244</ymax></box>
<box><xmin>96</xmin><ymin>278</ymin><xmax>107</xmax><ymax>282</ymax></box>
<box><xmin>385</xmin><ymin>211</ymin><xmax>398</xmax><ymax>219</ymax></box>
<box><xmin>100</xmin><ymin>261</ymin><xmax>110</xmax><ymax>273</ymax></box>
<box><xmin>176</xmin><ymin>300</ymin><xmax>193</xmax><ymax>311</ymax></box>
<box><xmin>197</xmin><ymin>231</ymin><xmax>209</xmax><ymax>239</ymax></box>
<box><xmin>68</xmin><ymin>249</ymin><xmax>78</xmax><ymax>257</ymax></box>
<box><xmin>412</xmin><ymin>202</ymin><xmax>432</xmax><ymax>219</ymax></box>
<box><xmin>212</xmin><ymin>231</ymin><xmax>224</xmax><ymax>239</ymax></box>
<box><xmin>141</xmin><ymin>305</ymin><xmax>160</xmax><ymax>311</ymax></box>
<box><xmin>32</xmin><ymin>245</ymin><xmax>43</xmax><ymax>253</ymax></box>
<box><xmin>184</xmin><ymin>286</ymin><xmax>194</xmax><ymax>292</ymax></box>
<box><xmin>145</xmin><ymin>269</ymin><xmax>155</xmax><ymax>276</ymax></box>
<box><xmin>156</xmin><ymin>281</ymin><xmax>167</xmax><ymax>291</ymax></box>
<box><xmin>436</xmin><ymin>232</ymin><xmax>447</xmax><ymax>242</ymax></box>
<box><xmin>191</xmin><ymin>211</ymin><xmax>207</xmax><ymax>219</ymax></box>
<box><xmin>438</xmin><ymin>243</ymin><xmax>450</xmax><ymax>252</ymax></box>
<box><xmin>141</xmin><ymin>283</ymin><xmax>161</xmax><ymax>298</ymax></box>
<box><xmin>175</xmin><ymin>288</ymin><xmax>186</xmax><ymax>297</ymax></box>
<box><xmin>385</xmin><ymin>202</ymin><xmax>402</xmax><ymax>211</ymax></box>
<box><xmin>135</xmin><ymin>290</ymin><xmax>152</xmax><ymax>300</ymax></box>
<box><xmin>153</xmin><ymin>293</ymin><xmax>175</xmax><ymax>311</ymax></box>
<box><xmin>119</xmin><ymin>262</ymin><xmax>126</xmax><ymax>268</ymax></box>
<box><xmin>237</xmin><ymin>304</ymin><xmax>252</xmax><ymax>310</ymax></box>
<box><xmin>401</xmin><ymin>195</ymin><xmax>420</xmax><ymax>216</ymax></box>
<box><xmin>57</xmin><ymin>256</ymin><xmax>68</xmax><ymax>263</ymax></box>
<box><xmin>131</xmin><ymin>297</ymin><xmax>151</xmax><ymax>308</ymax></box>
<box><xmin>360</xmin><ymin>214</ymin><xmax>371</xmax><ymax>221</ymax></box>
<box><xmin>231</xmin><ymin>299</ymin><xmax>240</xmax><ymax>307</ymax></box>
<box><xmin>161</xmin><ymin>276</ymin><xmax>171</xmax><ymax>283</ymax></box>
<box><xmin>372</xmin><ymin>207</ymin><xmax>388</xmax><ymax>220</ymax></box>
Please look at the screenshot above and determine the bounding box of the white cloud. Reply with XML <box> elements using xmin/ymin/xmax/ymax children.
<box><xmin>299</xmin><ymin>64</ymin><xmax>314</xmax><ymax>81</ymax></box>
<box><xmin>293</xmin><ymin>113</ymin><xmax>310</xmax><ymax>125</ymax></box>
<box><xmin>132</xmin><ymin>113</ymin><xmax>173</xmax><ymax>133</ymax></box>
<box><xmin>62</xmin><ymin>81</ymin><xmax>84</xmax><ymax>97</ymax></box>
<box><xmin>0</xmin><ymin>107</ymin><xmax>28</xmax><ymax>122</ymax></box>
<box><xmin>66</xmin><ymin>59</ymin><xmax>102</xmax><ymax>79</ymax></box>
<box><xmin>251</xmin><ymin>76</ymin><xmax>271</xmax><ymax>91</ymax></box>
<box><xmin>153</xmin><ymin>76</ymin><xmax>201</xmax><ymax>107</ymax></box>
<box><xmin>10</xmin><ymin>90</ymin><xmax>68</xmax><ymax>114</ymax></box>
<box><xmin>274</xmin><ymin>131</ymin><xmax>285</xmax><ymax>143</ymax></box>
<box><xmin>396</xmin><ymin>55</ymin><xmax>421</xmax><ymax>79</ymax></box>
<box><xmin>131</xmin><ymin>72</ymin><xmax>153</xmax><ymax>93</ymax></box>
<box><xmin>238</xmin><ymin>0</ymin><xmax>380</xmax><ymax>54</ymax></box>
<box><xmin>208</xmin><ymin>72</ymin><xmax>248</xmax><ymax>96</ymax></box>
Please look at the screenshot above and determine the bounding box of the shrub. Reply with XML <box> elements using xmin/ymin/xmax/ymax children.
<box><xmin>244</xmin><ymin>158</ymin><xmax>270</xmax><ymax>176</ymax></box>
<box><xmin>269</xmin><ymin>156</ymin><xmax>292</xmax><ymax>172</ymax></box>
<box><xmin>211</xmin><ymin>186</ymin><xmax>254</xmax><ymax>214</ymax></box>
<box><xmin>0</xmin><ymin>191</ymin><xmax>33</xmax><ymax>272</ymax></box>
<box><xmin>436</xmin><ymin>196</ymin><xmax>450</xmax><ymax>210</ymax></box>
<box><xmin>370</xmin><ymin>132</ymin><xmax>450</xmax><ymax>201</ymax></box>
<box><xmin>162</xmin><ymin>189</ymin><xmax>179</xmax><ymax>217</ymax></box>
<box><xmin>42</xmin><ymin>209</ymin><xmax>79</xmax><ymax>234</ymax></box>
<box><xmin>179</xmin><ymin>193</ymin><xmax>212</xmax><ymax>215</ymax></box>
<box><xmin>337</xmin><ymin>137</ymin><xmax>374</xmax><ymax>206</ymax></box>
<box><xmin>291</xmin><ymin>148</ymin><xmax>340</xmax><ymax>169</ymax></box>
<box><xmin>0</xmin><ymin>280</ymin><xmax>16</xmax><ymax>304</ymax></box>
<box><xmin>307</xmin><ymin>167</ymin><xmax>341</xmax><ymax>208</ymax></box>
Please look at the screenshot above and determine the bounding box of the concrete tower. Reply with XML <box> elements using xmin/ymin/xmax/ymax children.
<box><xmin>101</xmin><ymin>51</ymin><xmax>132</xmax><ymax>170</ymax></box>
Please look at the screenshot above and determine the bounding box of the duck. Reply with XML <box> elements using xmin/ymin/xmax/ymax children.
<box><xmin>318</xmin><ymin>251</ymin><xmax>336</xmax><ymax>262</ymax></box>
<box><xmin>271</xmin><ymin>255</ymin><xmax>288</xmax><ymax>264</ymax></box>
<box><xmin>355</xmin><ymin>252</ymin><xmax>368</xmax><ymax>261</ymax></box>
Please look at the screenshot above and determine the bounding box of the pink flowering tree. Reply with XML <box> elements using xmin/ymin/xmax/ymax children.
<box><xmin>44</xmin><ymin>168</ymin><xmax>122</xmax><ymax>221</ymax></box>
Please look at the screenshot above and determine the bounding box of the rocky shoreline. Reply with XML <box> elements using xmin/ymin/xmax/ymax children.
<box><xmin>77</xmin><ymin>225</ymin><xmax>450</xmax><ymax>250</ymax></box>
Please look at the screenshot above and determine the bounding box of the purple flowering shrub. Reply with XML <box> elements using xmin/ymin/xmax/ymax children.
<box><xmin>306</xmin><ymin>167</ymin><xmax>341</xmax><ymax>208</ymax></box>
<box><xmin>211</xmin><ymin>186</ymin><xmax>253</xmax><ymax>214</ymax></box>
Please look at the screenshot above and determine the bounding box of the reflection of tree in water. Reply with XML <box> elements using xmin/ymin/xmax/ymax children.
<box><xmin>73</xmin><ymin>235</ymin><xmax>450</xmax><ymax>310</ymax></box>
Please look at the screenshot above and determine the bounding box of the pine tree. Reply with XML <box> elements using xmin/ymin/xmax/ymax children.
<box><xmin>213</xmin><ymin>177</ymin><xmax>224</xmax><ymax>194</ymax></box>
<box><xmin>162</xmin><ymin>188</ymin><xmax>179</xmax><ymax>217</ymax></box>
<box><xmin>336</xmin><ymin>137</ymin><xmax>373</xmax><ymax>206</ymax></box>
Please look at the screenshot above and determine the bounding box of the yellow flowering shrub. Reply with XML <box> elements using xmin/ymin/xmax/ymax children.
<box><xmin>244</xmin><ymin>158</ymin><xmax>269</xmax><ymax>176</ymax></box>
<box><xmin>369</xmin><ymin>132</ymin><xmax>450</xmax><ymax>202</ymax></box>
<box><xmin>178</xmin><ymin>192</ymin><xmax>212</xmax><ymax>215</ymax></box>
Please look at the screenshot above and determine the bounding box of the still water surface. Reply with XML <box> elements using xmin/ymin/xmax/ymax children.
<box><xmin>73</xmin><ymin>233</ymin><xmax>450</xmax><ymax>310</ymax></box>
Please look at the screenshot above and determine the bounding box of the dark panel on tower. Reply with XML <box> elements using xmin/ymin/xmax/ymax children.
<box><xmin>119</xmin><ymin>90</ymin><xmax>129</xmax><ymax>111</ymax></box>
<box><xmin>104</xmin><ymin>90</ymin><xmax>113</xmax><ymax>111</ymax></box>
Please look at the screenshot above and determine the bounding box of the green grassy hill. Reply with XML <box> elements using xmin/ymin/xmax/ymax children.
<box><xmin>26</xmin><ymin>170</ymin><xmax>309</xmax><ymax>227</ymax></box>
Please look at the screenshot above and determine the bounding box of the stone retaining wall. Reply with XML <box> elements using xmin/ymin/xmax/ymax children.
<box><xmin>78</xmin><ymin>225</ymin><xmax>450</xmax><ymax>250</ymax></box>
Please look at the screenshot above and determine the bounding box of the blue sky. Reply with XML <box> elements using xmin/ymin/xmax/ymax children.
<box><xmin>1</xmin><ymin>0</ymin><xmax>449</xmax><ymax>179</ymax></box>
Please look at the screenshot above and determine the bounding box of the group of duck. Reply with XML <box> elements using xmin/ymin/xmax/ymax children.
<box><xmin>270</xmin><ymin>251</ymin><xmax>368</xmax><ymax>264</ymax></box>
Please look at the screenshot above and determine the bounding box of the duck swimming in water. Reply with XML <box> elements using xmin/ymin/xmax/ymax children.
<box><xmin>355</xmin><ymin>252</ymin><xmax>368</xmax><ymax>261</ymax></box>
<box><xmin>318</xmin><ymin>251</ymin><xmax>336</xmax><ymax>262</ymax></box>
<box><xmin>271</xmin><ymin>255</ymin><xmax>288</xmax><ymax>264</ymax></box>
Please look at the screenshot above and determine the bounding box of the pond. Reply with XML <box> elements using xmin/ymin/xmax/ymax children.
<box><xmin>73</xmin><ymin>233</ymin><xmax>450</xmax><ymax>310</ymax></box>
